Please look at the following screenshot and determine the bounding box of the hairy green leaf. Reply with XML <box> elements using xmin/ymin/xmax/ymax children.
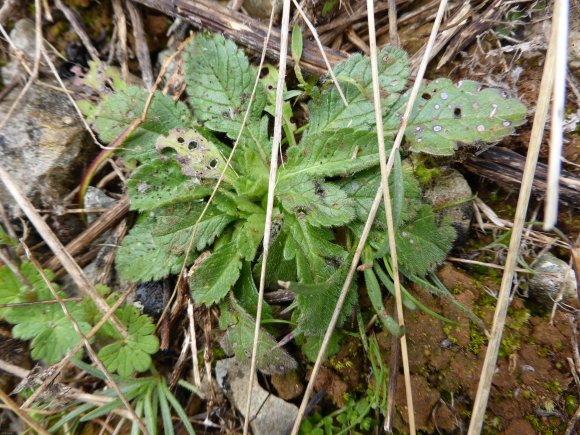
<box><xmin>98</xmin><ymin>305</ymin><xmax>159</xmax><ymax>377</ymax></box>
<box><xmin>232</xmin><ymin>213</ymin><xmax>265</xmax><ymax>261</ymax></box>
<box><xmin>283</xmin><ymin>214</ymin><xmax>348</xmax><ymax>283</ymax></box>
<box><xmin>116</xmin><ymin>203</ymin><xmax>236</xmax><ymax>282</ymax></box>
<box><xmin>277</xmin><ymin>176</ymin><xmax>355</xmax><ymax>228</ymax></box>
<box><xmin>395</xmin><ymin>205</ymin><xmax>456</xmax><ymax>276</ymax></box>
<box><xmin>306</xmin><ymin>46</ymin><xmax>409</xmax><ymax>135</ymax></box>
<box><xmin>190</xmin><ymin>242</ymin><xmax>243</xmax><ymax>305</ymax></box>
<box><xmin>281</xmin><ymin>129</ymin><xmax>382</xmax><ymax>179</ymax></box>
<box><xmin>7</xmin><ymin>302</ymin><xmax>91</xmax><ymax>365</ymax></box>
<box><xmin>233</xmin><ymin>262</ymin><xmax>273</xmax><ymax>321</ymax></box>
<box><xmin>127</xmin><ymin>159</ymin><xmax>213</xmax><ymax>211</ymax></box>
<box><xmin>184</xmin><ymin>33</ymin><xmax>270</xmax><ymax>160</ymax></box>
<box><xmin>220</xmin><ymin>295</ymin><xmax>296</xmax><ymax>374</ymax></box>
<box><xmin>94</xmin><ymin>86</ymin><xmax>192</xmax><ymax>163</ymax></box>
<box><xmin>288</xmin><ymin>262</ymin><xmax>358</xmax><ymax>336</ymax></box>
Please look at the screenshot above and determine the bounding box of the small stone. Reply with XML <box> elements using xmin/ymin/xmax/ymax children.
<box><xmin>84</xmin><ymin>187</ymin><xmax>116</xmax><ymax>224</ymax></box>
<box><xmin>216</xmin><ymin>358</ymin><xmax>298</xmax><ymax>435</ymax></box>
<box><xmin>423</xmin><ymin>169</ymin><xmax>473</xmax><ymax>245</ymax></box>
<box><xmin>0</xmin><ymin>82</ymin><xmax>94</xmax><ymax>220</ymax></box>
<box><xmin>271</xmin><ymin>370</ymin><xmax>304</xmax><ymax>401</ymax></box>
<box><xmin>134</xmin><ymin>280</ymin><xmax>167</xmax><ymax>320</ymax></box>
<box><xmin>528</xmin><ymin>253</ymin><xmax>577</xmax><ymax>309</ymax></box>
<box><xmin>243</xmin><ymin>0</ymin><xmax>282</xmax><ymax>19</ymax></box>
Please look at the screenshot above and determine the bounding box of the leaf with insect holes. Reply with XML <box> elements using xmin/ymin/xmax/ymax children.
<box><xmin>6</xmin><ymin>300</ymin><xmax>91</xmax><ymax>365</ymax></box>
<box><xmin>155</xmin><ymin>128</ymin><xmax>236</xmax><ymax>182</ymax></box>
<box><xmin>98</xmin><ymin>305</ymin><xmax>159</xmax><ymax>377</ymax></box>
<box><xmin>116</xmin><ymin>203</ymin><xmax>237</xmax><ymax>282</ymax></box>
<box><xmin>220</xmin><ymin>294</ymin><xmax>296</xmax><ymax>374</ymax></box>
<box><xmin>127</xmin><ymin>159</ymin><xmax>213</xmax><ymax>211</ymax></box>
<box><xmin>395</xmin><ymin>205</ymin><xmax>456</xmax><ymax>276</ymax></box>
<box><xmin>384</xmin><ymin>79</ymin><xmax>528</xmax><ymax>155</ymax></box>
<box><xmin>189</xmin><ymin>242</ymin><xmax>243</xmax><ymax>305</ymax></box>
<box><xmin>94</xmin><ymin>86</ymin><xmax>192</xmax><ymax>164</ymax></box>
<box><xmin>287</xmin><ymin>261</ymin><xmax>358</xmax><ymax>337</ymax></box>
<box><xmin>184</xmin><ymin>33</ymin><xmax>271</xmax><ymax>159</ymax></box>
<box><xmin>306</xmin><ymin>46</ymin><xmax>409</xmax><ymax>136</ymax></box>
<box><xmin>280</xmin><ymin>129</ymin><xmax>382</xmax><ymax>179</ymax></box>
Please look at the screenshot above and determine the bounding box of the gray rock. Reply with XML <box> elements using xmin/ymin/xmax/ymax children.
<box><xmin>134</xmin><ymin>280</ymin><xmax>167</xmax><ymax>320</ymax></box>
<box><xmin>0</xmin><ymin>82</ymin><xmax>93</xmax><ymax>219</ymax></box>
<box><xmin>423</xmin><ymin>169</ymin><xmax>473</xmax><ymax>245</ymax></box>
<box><xmin>84</xmin><ymin>187</ymin><xmax>117</xmax><ymax>224</ymax></box>
<box><xmin>216</xmin><ymin>358</ymin><xmax>298</xmax><ymax>435</ymax></box>
<box><xmin>243</xmin><ymin>0</ymin><xmax>282</xmax><ymax>19</ymax></box>
<box><xmin>2</xmin><ymin>19</ymin><xmax>57</xmax><ymax>83</ymax></box>
<box><xmin>528</xmin><ymin>253</ymin><xmax>577</xmax><ymax>308</ymax></box>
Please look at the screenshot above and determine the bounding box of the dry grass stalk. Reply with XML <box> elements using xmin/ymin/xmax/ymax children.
<box><xmin>44</xmin><ymin>197</ymin><xmax>129</xmax><ymax>272</ymax></box>
<box><xmin>112</xmin><ymin>0</ymin><xmax>129</xmax><ymax>81</ymax></box>
<box><xmin>544</xmin><ymin>0</ymin><xmax>569</xmax><ymax>229</ymax></box>
<box><xmin>126</xmin><ymin>1</ymin><xmax>154</xmax><ymax>90</ymax></box>
<box><xmin>243</xmin><ymin>0</ymin><xmax>292</xmax><ymax>433</ymax></box>
<box><xmin>291</xmin><ymin>2</ymin><xmax>450</xmax><ymax>432</ymax></box>
<box><xmin>366</xmin><ymin>0</ymin><xmax>416</xmax><ymax>431</ymax></box>
<box><xmin>54</xmin><ymin>0</ymin><xmax>100</xmax><ymax>62</ymax></box>
<box><xmin>291</xmin><ymin>0</ymin><xmax>348</xmax><ymax>105</ymax></box>
<box><xmin>467</xmin><ymin>0</ymin><xmax>563</xmax><ymax>430</ymax></box>
<box><xmin>387</xmin><ymin>0</ymin><xmax>400</xmax><ymax>46</ymax></box>
<box><xmin>0</xmin><ymin>388</ymin><xmax>50</xmax><ymax>434</ymax></box>
<box><xmin>0</xmin><ymin>0</ymin><xmax>42</xmax><ymax>130</ymax></box>
<box><xmin>22</xmin><ymin>244</ymin><xmax>149</xmax><ymax>435</ymax></box>
<box><xmin>188</xmin><ymin>300</ymin><xmax>202</xmax><ymax>388</ymax></box>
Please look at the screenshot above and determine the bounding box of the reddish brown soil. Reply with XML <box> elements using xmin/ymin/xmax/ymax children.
<box><xmin>312</xmin><ymin>263</ymin><xmax>578</xmax><ymax>433</ymax></box>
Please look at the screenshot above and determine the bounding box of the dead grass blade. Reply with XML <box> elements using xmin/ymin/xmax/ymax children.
<box><xmin>112</xmin><ymin>0</ymin><xmax>129</xmax><ymax>81</ymax></box>
<box><xmin>291</xmin><ymin>0</ymin><xmax>348</xmax><ymax>106</ymax></box>
<box><xmin>387</xmin><ymin>0</ymin><xmax>399</xmax><ymax>46</ymax></box>
<box><xmin>187</xmin><ymin>300</ymin><xmax>202</xmax><ymax>388</ymax></box>
<box><xmin>466</xmin><ymin>0</ymin><xmax>562</xmax><ymax>431</ymax></box>
<box><xmin>243</xmin><ymin>0</ymin><xmax>292</xmax><ymax>433</ymax></box>
<box><xmin>0</xmin><ymin>0</ymin><xmax>41</xmax><ymax>130</ymax></box>
<box><xmin>0</xmin><ymin>388</ymin><xmax>49</xmax><ymax>435</ymax></box>
<box><xmin>366</xmin><ymin>0</ymin><xmax>416</xmax><ymax>431</ymax></box>
<box><xmin>544</xmin><ymin>0</ymin><xmax>569</xmax><ymax>229</ymax></box>
<box><xmin>127</xmin><ymin>1</ymin><xmax>154</xmax><ymax>90</ymax></box>
<box><xmin>290</xmin><ymin>0</ymin><xmax>449</xmax><ymax>432</ymax></box>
